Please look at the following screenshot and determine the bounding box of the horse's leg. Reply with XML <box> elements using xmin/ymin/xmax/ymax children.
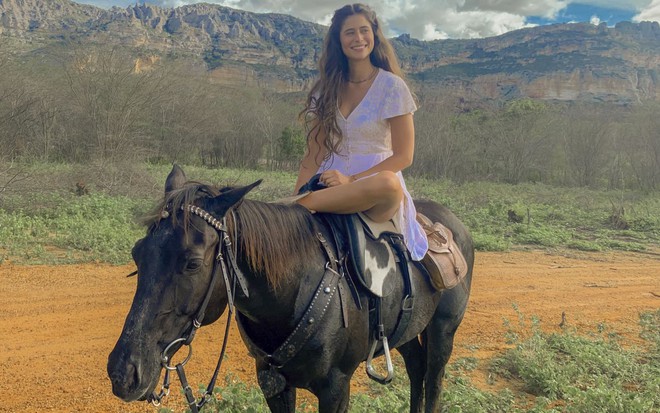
<box><xmin>423</xmin><ymin>312</ymin><xmax>461</xmax><ymax>413</ymax></box>
<box><xmin>397</xmin><ymin>337</ymin><xmax>427</xmax><ymax>413</ymax></box>
<box><xmin>311</xmin><ymin>369</ymin><xmax>352</xmax><ymax>413</ymax></box>
<box><xmin>264</xmin><ymin>385</ymin><xmax>297</xmax><ymax>413</ymax></box>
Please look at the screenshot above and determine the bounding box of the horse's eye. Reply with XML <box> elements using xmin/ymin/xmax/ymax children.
<box><xmin>185</xmin><ymin>259</ymin><xmax>203</xmax><ymax>272</ymax></box>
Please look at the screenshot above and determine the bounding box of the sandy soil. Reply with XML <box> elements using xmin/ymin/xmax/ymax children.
<box><xmin>0</xmin><ymin>250</ymin><xmax>658</xmax><ymax>412</ymax></box>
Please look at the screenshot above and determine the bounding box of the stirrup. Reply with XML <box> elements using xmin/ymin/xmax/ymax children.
<box><xmin>365</xmin><ymin>331</ymin><xmax>394</xmax><ymax>384</ymax></box>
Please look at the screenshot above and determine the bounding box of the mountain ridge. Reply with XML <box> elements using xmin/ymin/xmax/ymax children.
<box><xmin>1</xmin><ymin>0</ymin><xmax>659</xmax><ymax>103</ymax></box>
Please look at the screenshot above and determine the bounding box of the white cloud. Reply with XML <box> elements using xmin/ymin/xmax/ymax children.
<box><xmin>76</xmin><ymin>0</ymin><xmax>654</xmax><ymax>38</ymax></box>
<box><xmin>460</xmin><ymin>0</ymin><xmax>568</xmax><ymax>19</ymax></box>
<box><xmin>575</xmin><ymin>0</ymin><xmax>651</xmax><ymax>9</ymax></box>
<box><xmin>634</xmin><ymin>0</ymin><xmax>660</xmax><ymax>21</ymax></box>
<box><xmin>423</xmin><ymin>23</ymin><xmax>449</xmax><ymax>40</ymax></box>
<box><xmin>389</xmin><ymin>4</ymin><xmax>538</xmax><ymax>39</ymax></box>
<box><xmin>138</xmin><ymin>0</ymin><xmax>545</xmax><ymax>38</ymax></box>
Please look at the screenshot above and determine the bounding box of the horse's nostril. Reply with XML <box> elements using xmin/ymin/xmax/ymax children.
<box><xmin>109</xmin><ymin>360</ymin><xmax>140</xmax><ymax>399</ymax></box>
<box><xmin>126</xmin><ymin>362</ymin><xmax>137</xmax><ymax>386</ymax></box>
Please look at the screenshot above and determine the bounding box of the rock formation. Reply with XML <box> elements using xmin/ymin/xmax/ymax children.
<box><xmin>1</xmin><ymin>0</ymin><xmax>658</xmax><ymax>103</ymax></box>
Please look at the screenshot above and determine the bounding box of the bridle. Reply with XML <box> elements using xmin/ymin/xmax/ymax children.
<box><xmin>135</xmin><ymin>201</ymin><xmax>345</xmax><ymax>409</ymax></box>
<box><xmin>143</xmin><ymin>204</ymin><xmax>248</xmax><ymax>412</ymax></box>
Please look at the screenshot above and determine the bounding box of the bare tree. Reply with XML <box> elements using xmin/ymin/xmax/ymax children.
<box><xmin>560</xmin><ymin>105</ymin><xmax>614</xmax><ymax>187</ymax></box>
<box><xmin>412</xmin><ymin>102</ymin><xmax>456</xmax><ymax>179</ymax></box>
<box><xmin>146</xmin><ymin>62</ymin><xmax>220</xmax><ymax>164</ymax></box>
<box><xmin>63</xmin><ymin>45</ymin><xmax>168</xmax><ymax>163</ymax></box>
<box><xmin>0</xmin><ymin>162</ymin><xmax>30</xmax><ymax>197</ymax></box>
<box><xmin>624</xmin><ymin>104</ymin><xmax>660</xmax><ymax>190</ymax></box>
<box><xmin>0</xmin><ymin>57</ymin><xmax>37</xmax><ymax>159</ymax></box>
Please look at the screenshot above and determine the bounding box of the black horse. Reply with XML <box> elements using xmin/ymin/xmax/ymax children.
<box><xmin>108</xmin><ymin>165</ymin><xmax>474</xmax><ymax>412</ymax></box>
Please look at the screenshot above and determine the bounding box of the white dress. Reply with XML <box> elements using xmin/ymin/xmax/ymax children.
<box><xmin>317</xmin><ymin>69</ymin><xmax>429</xmax><ymax>261</ymax></box>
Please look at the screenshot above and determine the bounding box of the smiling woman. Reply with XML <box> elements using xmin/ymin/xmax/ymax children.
<box><xmin>296</xmin><ymin>3</ymin><xmax>429</xmax><ymax>261</ymax></box>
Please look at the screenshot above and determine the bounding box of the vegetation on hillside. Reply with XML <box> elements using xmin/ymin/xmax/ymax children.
<box><xmin>1</xmin><ymin>43</ymin><xmax>659</xmax><ymax>191</ymax></box>
<box><xmin>1</xmin><ymin>40</ymin><xmax>658</xmax><ymax>264</ymax></box>
<box><xmin>0</xmin><ymin>164</ymin><xmax>657</xmax><ymax>265</ymax></box>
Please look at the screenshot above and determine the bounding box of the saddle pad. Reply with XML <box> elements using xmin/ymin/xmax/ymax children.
<box><xmin>352</xmin><ymin>213</ymin><xmax>403</xmax><ymax>297</ymax></box>
<box><xmin>314</xmin><ymin>212</ymin><xmax>404</xmax><ymax>298</ymax></box>
<box><xmin>360</xmin><ymin>234</ymin><xmax>398</xmax><ymax>297</ymax></box>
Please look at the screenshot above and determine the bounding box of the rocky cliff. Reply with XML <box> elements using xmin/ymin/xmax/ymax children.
<box><xmin>395</xmin><ymin>22</ymin><xmax>660</xmax><ymax>104</ymax></box>
<box><xmin>1</xmin><ymin>0</ymin><xmax>659</xmax><ymax>103</ymax></box>
<box><xmin>0</xmin><ymin>0</ymin><xmax>101</xmax><ymax>34</ymax></box>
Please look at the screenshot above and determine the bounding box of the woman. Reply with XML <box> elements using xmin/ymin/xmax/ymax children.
<box><xmin>295</xmin><ymin>3</ymin><xmax>428</xmax><ymax>261</ymax></box>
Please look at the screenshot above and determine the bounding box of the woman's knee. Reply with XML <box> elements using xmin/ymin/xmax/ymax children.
<box><xmin>369</xmin><ymin>171</ymin><xmax>402</xmax><ymax>201</ymax></box>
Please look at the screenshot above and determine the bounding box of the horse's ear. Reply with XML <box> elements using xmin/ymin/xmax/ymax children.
<box><xmin>165</xmin><ymin>164</ymin><xmax>187</xmax><ymax>193</ymax></box>
<box><xmin>208</xmin><ymin>180</ymin><xmax>262</xmax><ymax>216</ymax></box>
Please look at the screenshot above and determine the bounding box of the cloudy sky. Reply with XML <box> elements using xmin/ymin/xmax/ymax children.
<box><xmin>76</xmin><ymin>0</ymin><xmax>660</xmax><ymax>40</ymax></box>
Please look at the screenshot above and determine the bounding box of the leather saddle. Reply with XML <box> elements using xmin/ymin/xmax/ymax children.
<box><xmin>297</xmin><ymin>173</ymin><xmax>467</xmax><ymax>293</ymax></box>
<box><xmin>319</xmin><ymin>210</ymin><xmax>468</xmax><ymax>295</ymax></box>
<box><xmin>316</xmin><ymin>211</ymin><xmax>416</xmax><ymax>384</ymax></box>
<box><xmin>317</xmin><ymin>211</ymin><xmax>416</xmax><ymax>298</ymax></box>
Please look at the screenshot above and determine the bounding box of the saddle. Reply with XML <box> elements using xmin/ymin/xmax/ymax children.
<box><xmin>319</xmin><ymin>210</ymin><xmax>468</xmax><ymax>294</ymax></box>
<box><xmin>316</xmin><ymin>211</ymin><xmax>414</xmax><ymax>384</ymax></box>
<box><xmin>337</xmin><ymin>212</ymin><xmax>410</xmax><ymax>297</ymax></box>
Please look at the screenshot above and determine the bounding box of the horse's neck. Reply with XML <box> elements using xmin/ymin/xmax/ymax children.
<box><xmin>233</xmin><ymin>254</ymin><xmax>299</xmax><ymax>322</ymax></box>
<box><xmin>233</xmin><ymin>250</ymin><xmax>326</xmax><ymax>342</ymax></box>
<box><xmin>229</xmin><ymin>202</ymin><xmax>329</xmax><ymax>332</ymax></box>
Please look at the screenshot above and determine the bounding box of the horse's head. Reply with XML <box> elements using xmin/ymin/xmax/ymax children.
<box><xmin>107</xmin><ymin>165</ymin><xmax>260</xmax><ymax>402</ymax></box>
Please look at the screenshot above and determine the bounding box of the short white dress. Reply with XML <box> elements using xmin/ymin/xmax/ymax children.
<box><xmin>317</xmin><ymin>69</ymin><xmax>429</xmax><ymax>261</ymax></box>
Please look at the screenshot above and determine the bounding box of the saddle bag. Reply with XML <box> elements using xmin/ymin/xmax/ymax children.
<box><xmin>417</xmin><ymin>213</ymin><xmax>468</xmax><ymax>290</ymax></box>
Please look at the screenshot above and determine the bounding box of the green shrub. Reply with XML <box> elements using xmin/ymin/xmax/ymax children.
<box><xmin>566</xmin><ymin>240</ymin><xmax>603</xmax><ymax>252</ymax></box>
<box><xmin>473</xmin><ymin>232</ymin><xmax>511</xmax><ymax>251</ymax></box>
<box><xmin>491</xmin><ymin>309</ymin><xmax>660</xmax><ymax>412</ymax></box>
<box><xmin>202</xmin><ymin>374</ymin><xmax>269</xmax><ymax>413</ymax></box>
<box><xmin>0</xmin><ymin>193</ymin><xmax>145</xmax><ymax>264</ymax></box>
<box><xmin>2</xmin><ymin>163</ymin><xmax>659</xmax><ymax>264</ymax></box>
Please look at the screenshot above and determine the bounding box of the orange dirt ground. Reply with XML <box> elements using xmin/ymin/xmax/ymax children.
<box><xmin>1</xmin><ymin>250</ymin><xmax>658</xmax><ymax>412</ymax></box>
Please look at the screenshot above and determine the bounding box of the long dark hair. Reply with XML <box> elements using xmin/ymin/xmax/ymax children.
<box><xmin>300</xmin><ymin>3</ymin><xmax>403</xmax><ymax>164</ymax></box>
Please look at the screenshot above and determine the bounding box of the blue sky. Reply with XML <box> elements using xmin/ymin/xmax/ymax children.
<box><xmin>75</xmin><ymin>0</ymin><xmax>660</xmax><ymax>40</ymax></box>
<box><xmin>527</xmin><ymin>3</ymin><xmax>637</xmax><ymax>26</ymax></box>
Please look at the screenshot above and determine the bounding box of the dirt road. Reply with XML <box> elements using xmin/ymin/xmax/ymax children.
<box><xmin>1</xmin><ymin>251</ymin><xmax>658</xmax><ymax>412</ymax></box>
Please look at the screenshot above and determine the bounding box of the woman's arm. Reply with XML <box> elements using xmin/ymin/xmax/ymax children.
<box><xmin>320</xmin><ymin>113</ymin><xmax>415</xmax><ymax>187</ymax></box>
<box><xmin>354</xmin><ymin>113</ymin><xmax>415</xmax><ymax>179</ymax></box>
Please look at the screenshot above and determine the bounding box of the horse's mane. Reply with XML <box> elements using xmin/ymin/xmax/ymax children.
<box><xmin>232</xmin><ymin>199</ymin><xmax>320</xmax><ymax>290</ymax></box>
<box><xmin>143</xmin><ymin>182</ymin><xmax>320</xmax><ymax>290</ymax></box>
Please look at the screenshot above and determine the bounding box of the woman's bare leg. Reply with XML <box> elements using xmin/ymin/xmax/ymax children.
<box><xmin>296</xmin><ymin>171</ymin><xmax>402</xmax><ymax>222</ymax></box>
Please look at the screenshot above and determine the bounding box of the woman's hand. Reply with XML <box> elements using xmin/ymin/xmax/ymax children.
<box><xmin>320</xmin><ymin>170</ymin><xmax>355</xmax><ymax>187</ymax></box>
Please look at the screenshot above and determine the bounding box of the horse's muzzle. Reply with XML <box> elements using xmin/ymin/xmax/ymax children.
<box><xmin>107</xmin><ymin>349</ymin><xmax>154</xmax><ymax>402</ymax></box>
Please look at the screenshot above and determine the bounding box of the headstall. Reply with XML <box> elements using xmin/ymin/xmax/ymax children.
<box><xmin>148</xmin><ymin>204</ymin><xmax>245</xmax><ymax>412</ymax></box>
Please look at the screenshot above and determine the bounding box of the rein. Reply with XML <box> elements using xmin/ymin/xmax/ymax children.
<box><xmin>147</xmin><ymin>205</ymin><xmax>246</xmax><ymax>412</ymax></box>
